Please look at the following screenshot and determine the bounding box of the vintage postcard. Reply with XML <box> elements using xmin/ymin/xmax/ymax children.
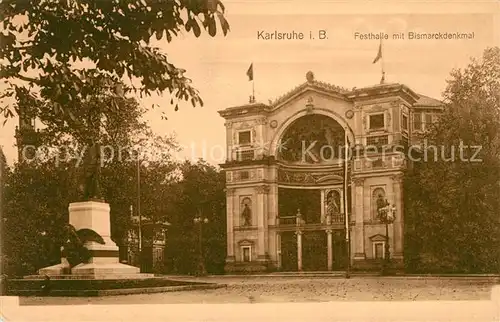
<box><xmin>0</xmin><ymin>0</ymin><xmax>499</xmax><ymax>321</ymax></box>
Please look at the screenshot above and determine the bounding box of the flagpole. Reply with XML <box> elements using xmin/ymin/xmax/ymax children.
<box><xmin>380</xmin><ymin>38</ymin><xmax>385</xmax><ymax>84</ymax></box>
<box><xmin>344</xmin><ymin>127</ymin><xmax>351</xmax><ymax>278</ymax></box>
<box><xmin>248</xmin><ymin>62</ymin><xmax>255</xmax><ymax>103</ymax></box>
<box><xmin>252</xmin><ymin>77</ymin><xmax>255</xmax><ymax>103</ymax></box>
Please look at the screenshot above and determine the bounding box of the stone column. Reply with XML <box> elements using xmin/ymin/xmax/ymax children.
<box><xmin>226</xmin><ymin>188</ymin><xmax>235</xmax><ymax>261</ymax></box>
<box><xmin>326</xmin><ymin>229</ymin><xmax>333</xmax><ymax>271</ymax></box>
<box><xmin>354</xmin><ymin>178</ymin><xmax>366</xmax><ymax>259</ymax></box>
<box><xmin>320</xmin><ymin>190</ymin><xmax>325</xmax><ymax>223</ymax></box>
<box><xmin>276</xmin><ymin>232</ymin><xmax>282</xmax><ymax>270</ymax></box>
<box><xmin>296</xmin><ymin>230</ymin><xmax>303</xmax><ymax>271</ymax></box>
<box><xmin>256</xmin><ymin>185</ymin><xmax>269</xmax><ymax>260</ymax></box>
<box><xmin>392</xmin><ymin>174</ymin><xmax>404</xmax><ymax>258</ymax></box>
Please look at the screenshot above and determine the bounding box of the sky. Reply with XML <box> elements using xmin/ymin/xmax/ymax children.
<box><xmin>1</xmin><ymin>0</ymin><xmax>499</xmax><ymax>166</ymax></box>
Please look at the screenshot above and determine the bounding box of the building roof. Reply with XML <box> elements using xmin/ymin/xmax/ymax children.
<box><xmin>269</xmin><ymin>78</ymin><xmax>349</xmax><ymax>108</ymax></box>
<box><xmin>414</xmin><ymin>94</ymin><xmax>444</xmax><ymax>107</ymax></box>
<box><xmin>218</xmin><ymin>72</ymin><xmax>443</xmax><ymax>117</ymax></box>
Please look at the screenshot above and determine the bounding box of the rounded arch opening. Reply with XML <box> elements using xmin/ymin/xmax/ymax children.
<box><xmin>275</xmin><ymin>113</ymin><xmax>350</xmax><ymax>164</ymax></box>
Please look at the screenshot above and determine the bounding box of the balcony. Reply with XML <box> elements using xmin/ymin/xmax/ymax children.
<box><xmin>272</xmin><ymin>214</ymin><xmax>346</xmax><ymax>232</ymax></box>
<box><xmin>366</xmin><ymin>135</ymin><xmax>389</xmax><ymax>147</ymax></box>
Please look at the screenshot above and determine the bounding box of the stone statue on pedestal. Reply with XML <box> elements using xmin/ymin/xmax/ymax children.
<box><xmin>82</xmin><ymin>141</ymin><xmax>103</xmax><ymax>201</ymax></box>
<box><xmin>296</xmin><ymin>209</ymin><xmax>306</xmax><ymax>226</ymax></box>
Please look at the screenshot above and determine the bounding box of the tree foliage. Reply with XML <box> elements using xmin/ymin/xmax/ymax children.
<box><xmin>1</xmin><ymin>0</ymin><xmax>229</xmax><ymax>121</ymax></box>
<box><xmin>2</xmin><ymin>156</ymin><xmax>228</xmax><ymax>276</ymax></box>
<box><xmin>164</xmin><ymin>160</ymin><xmax>226</xmax><ymax>275</ymax></box>
<box><xmin>2</xmin><ymin>159</ymin><xmax>78</xmax><ymax>276</ymax></box>
<box><xmin>2</xmin><ymin>90</ymin><xmax>177</xmax><ymax>275</ymax></box>
<box><xmin>404</xmin><ymin>47</ymin><xmax>500</xmax><ymax>273</ymax></box>
<box><xmin>3</xmin><ymin>142</ymin><xmax>226</xmax><ymax>276</ymax></box>
<box><xmin>1</xmin><ymin>0</ymin><xmax>229</xmax><ymax>277</ymax></box>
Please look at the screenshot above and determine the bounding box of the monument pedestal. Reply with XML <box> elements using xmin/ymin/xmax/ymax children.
<box><xmin>39</xmin><ymin>201</ymin><xmax>141</xmax><ymax>278</ymax></box>
<box><xmin>38</xmin><ymin>257</ymin><xmax>71</xmax><ymax>276</ymax></box>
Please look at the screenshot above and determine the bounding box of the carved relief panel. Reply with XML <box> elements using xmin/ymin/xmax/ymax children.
<box><xmin>233</xmin><ymin>170</ymin><xmax>257</xmax><ymax>181</ymax></box>
<box><xmin>278</xmin><ymin>169</ymin><xmax>344</xmax><ymax>186</ymax></box>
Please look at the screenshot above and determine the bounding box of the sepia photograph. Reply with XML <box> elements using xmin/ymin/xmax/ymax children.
<box><xmin>0</xmin><ymin>0</ymin><xmax>499</xmax><ymax>321</ymax></box>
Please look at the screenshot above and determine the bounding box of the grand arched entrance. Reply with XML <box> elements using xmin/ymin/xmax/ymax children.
<box><xmin>275</xmin><ymin>114</ymin><xmax>350</xmax><ymax>271</ymax></box>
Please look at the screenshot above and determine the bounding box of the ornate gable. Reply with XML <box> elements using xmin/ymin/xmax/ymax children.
<box><xmin>369</xmin><ymin>234</ymin><xmax>387</xmax><ymax>242</ymax></box>
<box><xmin>238</xmin><ymin>239</ymin><xmax>254</xmax><ymax>246</ymax></box>
<box><xmin>269</xmin><ymin>71</ymin><xmax>349</xmax><ymax>109</ymax></box>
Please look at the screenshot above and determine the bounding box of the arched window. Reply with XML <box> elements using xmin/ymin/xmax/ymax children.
<box><xmin>241</xmin><ymin>197</ymin><xmax>252</xmax><ymax>226</ymax></box>
<box><xmin>372</xmin><ymin>188</ymin><xmax>386</xmax><ymax>220</ymax></box>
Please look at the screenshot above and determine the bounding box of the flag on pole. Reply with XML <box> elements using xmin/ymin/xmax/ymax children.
<box><xmin>372</xmin><ymin>42</ymin><xmax>382</xmax><ymax>64</ymax></box>
<box><xmin>246</xmin><ymin>63</ymin><xmax>253</xmax><ymax>81</ymax></box>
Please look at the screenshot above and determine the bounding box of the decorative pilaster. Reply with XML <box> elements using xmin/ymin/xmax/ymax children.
<box><xmin>362</xmin><ymin>179</ymin><xmax>370</xmax><ymax>222</ymax></box>
<box><xmin>267</xmin><ymin>184</ymin><xmax>278</xmax><ymax>225</ymax></box>
<box><xmin>391</xmin><ymin>174</ymin><xmax>404</xmax><ymax>258</ymax></box>
<box><xmin>226</xmin><ymin>188</ymin><xmax>235</xmax><ymax>261</ymax></box>
<box><xmin>256</xmin><ymin>185</ymin><xmax>269</xmax><ymax>260</ymax></box>
<box><xmin>225</xmin><ymin>122</ymin><xmax>233</xmax><ymax>162</ymax></box>
<box><xmin>267</xmin><ymin>183</ymin><xmax>279</xmax><ymax>262</ymax></box>
<box><xmin>296</xmin><ymin>230</ymin><xmax>303</xmax><ymax>271</ymax></box>
<box><xmin>353</xmin><ymin>177</ymin><xmax>366</xmax><ymax>259</ymax></box>
<box><xmin>256</xmin><ymin>118</ymin><xmax>267</xmax><ymax>158</ymax></box>
<box><xmin>255</xmin><ymin>185</ymin><xmax>270</xmax><ymax>194</ymax></box>
<box><xmin>326</xmin><ymin>229</ymin><xmax>333</xmax><ymax>271</ymax></box>
<box><xmin>353</xmin><ymin>103</ymin><xmax>363</xmax><ymax>145</ymax></box>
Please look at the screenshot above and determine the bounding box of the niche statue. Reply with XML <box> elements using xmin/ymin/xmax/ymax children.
<box><xmin>326</xmin><ymin>190</ymin><xmax>341</xmax><ymax>215</ymax></box>
<box><xmin>376</xmin><ymin>194</ymin><xmax>388</xmax><ymax>220</ymax></box>
<box><xmin>242</xmin><ymin>203</ymin><xmax>252</xmax><ymax>226</ymax></box>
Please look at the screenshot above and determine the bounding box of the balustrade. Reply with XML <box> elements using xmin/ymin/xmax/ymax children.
<box><xmin>276</xmin><ymin>214</ymin><xmax>345</xmax><ymax>226</ymax></box>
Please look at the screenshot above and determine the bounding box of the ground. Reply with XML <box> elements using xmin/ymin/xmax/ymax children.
<box><xmin>18</xmin><ymin>276</ymin><xmax>498</xmax><ymax>305</ymax></box>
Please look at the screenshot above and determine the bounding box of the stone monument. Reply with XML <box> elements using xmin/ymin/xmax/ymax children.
<box><xmin>37</xmin><ymin>143</ymin><xmax>147</xmax><ymax>279</ymax></box>
<box><xmin>38</xmin><ymin>201</ymin><xmax>145</xmax><ymax>278</ymax></box>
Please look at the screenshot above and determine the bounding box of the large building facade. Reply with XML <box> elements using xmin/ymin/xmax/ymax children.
<box><xmin>219</xmin><ymin>72</ymin><xmax>443</xmax><ymax>272</ymax></box>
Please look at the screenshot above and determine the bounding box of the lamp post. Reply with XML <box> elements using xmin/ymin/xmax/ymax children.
<box><xmin>136</xmin><ymin>157</ymin><xmax>143</xmax><ymax>271</ymax></box>
<box><xmin>193</xmin><ymin>213</ymin><xmax>209</xmax><ymax>276</ymax></box>
<box><xmin>379</xmin><ymin>199</ymin><xmax>396</xmax><ymax>276</ymax></box>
